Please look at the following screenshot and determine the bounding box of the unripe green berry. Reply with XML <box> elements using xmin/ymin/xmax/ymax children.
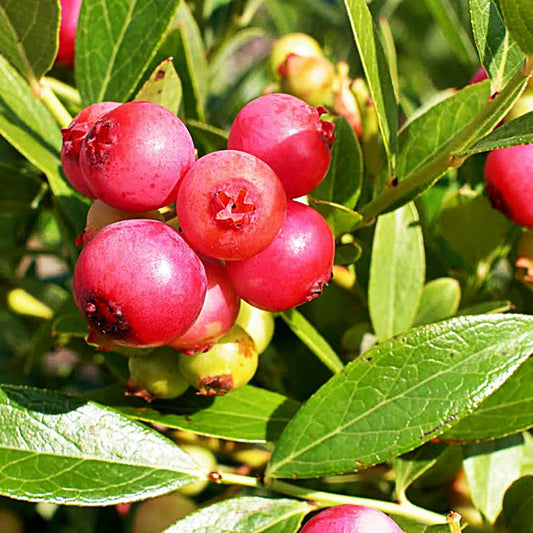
<box><xmin>178</xmin><ymin>325</ymin><xmax>258</xmax><ymax>396</ymax></box>
<box><xmin>270</xmin><ymin>33</ymin><xmax>322</xmax><ymax>79</ymax></box>
<box><xmin>177</xmin><ymin>444</ymin><xmax>217</xmax><ymax>496</ymax></box>
<box><xmin>126</xmin><ymin>349</ymin><xmax>189</xmax><ymax>402</ymax></box>
<box><xmin>235</xmin><ymin>300</ymin><xmax>274</xmax><ymax>354</ymax></box>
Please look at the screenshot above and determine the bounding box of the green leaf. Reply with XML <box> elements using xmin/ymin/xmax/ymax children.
<box><xmin>463</xmin><ymin>434</ymin><xmax>525</xmax><ymax>523</ymax></box>
<box><xmin>280</xmin><ymin>309</ymin><xmax>344</xmax><ymax>374</ymax></box>
<box><xmin>368</xmin><ymin>202</ymin><xmax>425</xmax><ymax>341</ymax></box>
<box><xmin>308</xmin><ymin>198</ymin><xmax>363</xmax><ymax>238</ymax></box>
<box><xmin>470</xmin><ymin>0</ymin><xmax>526</xmax><ymax>91</ymax></box>
<box><xmin>166</xmin><ymin>496</ymin><xmax>310</xmax><ymax>533</ymax></box>
<box><xmin>501</xmin><ymin>0</ymin><xmax>533</xmax><ymax>55</ymax></box>
<box><xmin>439</xmin><ymin>358</ymin><xmax>533</xmax><ymax>442</ymax></box>
<box><xmin>186</xmin><ymin>119</ymin><xmax>228</xmax><ymax>154</ymax></box>
<box><xmin>393</xmin><ymin>517</ymin><xmax>450</xmax><ymax>533</ymax></box>
<box><xmin>456</xmin><ymin>300</ymin><xmax>513</xmax><ymax>315</ymax></box>
<box><xmin>0</xmin><ymin>163</ymin><xmax>45</xmax><ymax>210</ymax></box>
<box><xmin>0</xmin><ymin>385</ymin><xmax>202</xmax><ymax>505</ymax></box>
<box><xmin>0</xmin><ymin>55</ymin><xmax>88</xmax><ymax>239</ymax></box>
<box><xmin>458</xmin><ymin>111</ymin><xmax>533</xmax><ymax>155</ymax></box>
<box><xmin>425</xmin><ymin>0</ymin><xmax>477</xmax><ymax>65</ymax></box>
<box><xmin>312</xmin><ymin>117</ymin><xmax>363</xmax><ymax>209</ymax></box>
<box><xmin>76</xmin><ymin>0</ymin><xmax>181</xmax><ymax>105</ymax></box>
<box><xmin>414</xmin><ymin>278</ymin><xmax>461</xmax><ymax>327</ymax></box>
<box><xmin>344</xmin><ymin>0</ymin><xmax>398</xmax><ymax>174</ymax></box>
<box><xmin>437</xmin><ymin>192</ymin><xmax>513</xmax><ymax>269</ymax></box>
<box><xmin>397</xmin><ymin>82</ymin><xmax>489</xmax><ymax>180</ymax></box>
<box><xmin>134</xmin><ymin>58</ymin><xmax>182</xmax><ymax>114</ymax></box>
<box><xmin>93</xmin><ymin>385</ymin><xmax>300</xmax><ymax>443</ymax></box>
<box><xmin>394</xmin><ymin>443</ymin><xmax>455</xmax><ymax>498</ymax></box>
<box><xmin>502</xmin><ymin>476</ymin><xmax>533</xmax><ymax>533</ymax></box>
<box><xmin>266</xmin><ymin>314</ymin><xmax>533</xmax><ymax>480</ymax></box>
<box><xmin>0</xmin><ymin>0</ymin><xmax>59</xmax><ymax>85</ymax></box>
<box><xmin>171</xmin><ymin>2</ymin><xmax>208</xmax><ymax>120</ymax></box>
<box><xmin>334</xmin><ymin>242</ymin><xmax>362</xmax><ymax>266</ymax></box>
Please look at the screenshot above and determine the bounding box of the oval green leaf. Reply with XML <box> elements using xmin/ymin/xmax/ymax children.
<box><xmin>266</xmin><ymin>314</ymin><xmax>533</xmax><ymax>480</ymax></box>
<box><xmin>0</xmin><ymin>385</ymin><xmax>202</xmax><ymax>505</ymax></box>
<box><xmin>76</xmin><ymin>0</ymin><xmax>181</xmax><ymax>105</ymax></box>
<box><xmin>369</xmin><ymin>202</ymin><xmax>425</xmax><ymax>341</ymax></box>
<box><xmin>165</xmin><ymin>496</ymin><xmax>310</xmax><ymax>533</ymax></box>
<box><xmin>501</xmin><ymin>0</ymin><xmax>533</xmax><ymax>55</ymax></box>
<box><xmin>414</xmin><ymin>278</ymin><xmax>461</xmax><ymax>327</ymax></box>
<box><xmin>308</xmin><ymin>198</ymin><xmax>363</xmax><ymax>238</ymax></box>
<box><xmin>0</xmin><ymin>0</ymin><xmax>59</xmax><ymax>86</ymax></box>
<box><xmin>502</xmin><ymin>476</ymin><xmax>533</xmax><ymax>533</ymax></box>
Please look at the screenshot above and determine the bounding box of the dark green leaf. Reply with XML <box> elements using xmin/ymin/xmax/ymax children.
<box><xmin>266</xmin><ymin>314</ymin><xmax>533</xmax><ymax>479</ymax></box>
<box><xmin>0</xmin><ymin>163</ymin><xmax>45</xmax><ymax>210</ymax></box>
<box><xmin>463</xmin><ymin>434</ymin><xmax>525</xmax><ymax>523</ymax></box>
<box><xmin>456</xmin><ymin>300</ymin><xmax>513</xmax><ymax>315</ymax></box>
<box><xmin>425</xmin><ymin>0</ymin><xmax>477</xmax><ymax>65</ymax></box>
<box><xmin>414</xmin><ymin>278</ymin><xmax>461</xmax><ymax>327</ymax></box>
<box><xmin>0</xmin><ymin>385</ymin><xmax>202</xmax><ymax>505</ymax></box>
<box><xmin>440</xmin><ymin>358</ymin><xmax>533</xmax><ymax>442</ymax></box>
<box><xmin>458</xmin><ymin>111</ymin><xmax>533</xmax><ymax>155</ymax></box>
<box><xmin>134</xmin><ymin>58</ymin><xmax>182</xmax><ymax>114</ymax></box>
<box><xmin>186</xmin><ymin>119</ymin><xmax>228</xmax><ymax>154</ymax></box>
<box><xmin>397</xmin><ymin>82</ymin><xmax>489</xmax><ymax>180</ymax></box>
<box><xmin>368</xmin><ymin>202</ymin><xmax>425</xmax><ymax>341</ymax></box>
<box><xmin>312</xmin><ymin>117</ymin><xmax>363</xmax><ymax>209</ymax></box>
<box><xmin>502</xmin><ymin>476</ymin><xmax>533</xmax><ymax>533</ymax></box>
<box><xmin>308</xmin><ymin>198</ymin><xmax>363</xmax><ymax>238</ymax></box>
<box><xmin>470</xmin><ymin>0</ymin><xmax>525</xmax><ymax>91</ymax></box>
<box><xmin>501</xmin><ymin>0</ymin><xmax>533</xmax><ymax>55</ymax></box>
<box><xmin>76</xmin><ymin>0</ymin><xmax>181</xmax><ymax>105</ymax></box>
<box><xmin>280</xmin><ymin>309</ymin><xmax>344</xmax><ymax>374</ymax></box>
<box><xmin>334</xmin><ymin>242</ymin><xmax>362</xmax><ymax>266</ymax></box>
<box><xmin>0</xmin><ymin>0</ymin><xmax>59</xmax><ymax>85</ymax></box>
<box><xmin>171</xmin><ymin>2</ymin><xmax>208</xmax><ymax>120</ymax></box>
<box><xmin>344</xmin><ymin>0</ymin><xmax>398</xmax><ymax>174</ymax></box>
<box><xmin>166</xmin><ymin>496</ymin><xmax>310</xmax><ymax>533</ymax></box>
<box><xmin>394</xmin><ymin>516</ymin><xmax>450</xmax><ymax>532</ymax></box>
<box><xmin>88</xmin><ymin>385</ymin><xmax>299</xmax><ymax>443</ymax></box>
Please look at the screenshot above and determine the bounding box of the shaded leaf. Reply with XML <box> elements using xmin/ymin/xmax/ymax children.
<box><xmin>280</xmin><ymin>309</ymin><xmax>344</xmax><ymax>374</ymax></box>
<box><xmin>0</xmin><ymin>163</ymin><xmax>45</xmax><ymax>210</ymax></box>
<box><xmin>344</xmin><ymin>0</ymin><xmax>398</xmax><ymax>174</ymax></box>
<box><xmin>134</xmin><ymin>58</ymin><xmax>182</xmax><ymax>114</ymax></box>
<box><xmin>501</xmin><ymin>0</ymin><xmax>533</xmax><ymax>55</ymax></box>
<box><xmin>502</xmin><ymin>476</ymin><xmax>533</xmax><ymax>533</ymax></box>
<box><xmin>186</xmin><ymin>119</ymin><xmax>228</xmax><ymax>154</ymax></box>
<box><xmin>463</xmin><ymin>434</ymin><xmax>525</xmax><ymax>523</ymax></box>
<box><xmin>76</xmin><ymin>0</ymin><xmax>181</xmax><ymax>105</ymax></box>
<box><xmin>166</xmin><ymin>496</ymin><xmax>310</xmax><ymax>533</ymax></box>
<box><xmin>87</xmin><ymin>385</ymin><xmax>299</xmax><ymax>443</ymax></box>
<box><xmin>458</xmin><ymin>111</ymin><xmax>533</xmax><ymax>155</ymax></box>
<box><xmin>334</xmin><ymin>242</ymin><xmax>362</xmax><ymax>266</ymax></box>
<box><xmin>0</xmin><ymin>385</ymin><xmax>201</xmax><ymax>505</ymax></box>
<box><xmin>266</xmin><ymin>314</ymin><xmax>533</xmax><ymax>479</ymax></box>
<box><xmin>456</xmin><ymin>300</ymin><xmax>513</xmax><ymax>315</ymax></box>
<box><xmin>440</xmin><ymin>358</ymin><xmax>533</xmax><ymax>442</ymax></box>
<box><xmin>470</xmin><ymin>0</ymin><xmax>525</xmax><ymax>91</ymax></box>
<box><xmin>308</xmin><ymin>198</ymin><xmax>363</xmax><ymax>238</ymax></box>
<box><xmin>369</xmin><ymin>202</ymin><xmax>425</xmax><ymax>341</ymax></box>
<box><xmin>0</xmin><ymin>0</ymin><xmax>59</xmax><ymax>85</ymax></box>
<box><xmin>312</xmin><ymin>117</ymin><xmax>363</xmax><ymax>209</ymax></box>
<box><xmin>414</xmin><ymin>278</ymin><xmax>461</xmax><ymax>327</ymax></box>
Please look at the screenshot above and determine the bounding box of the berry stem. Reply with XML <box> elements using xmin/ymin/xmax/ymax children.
<box><xmin>446</xmin><ymin>512</ymin><xmax>462</xmax><ymax>533</ymax></box>
<box><xmin>360</xmin><ymin>65</ymin><xmax>531</xmax><ymax>222</ymax></box>
<box><xmin>38</xmin><ymin>78</ymin><xmax>74</xmax><ymax>128</ymax></box>
<box><xmin>43</xmin><ymin>77</ymin><xmax>82</xmax><ymax>109</ymax></box>
<box><xmin>214</xmin><ymin>471</ymin><xmax>446</xmax><ymax>525</ymax></box>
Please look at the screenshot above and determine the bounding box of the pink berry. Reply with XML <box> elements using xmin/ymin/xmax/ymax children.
<box><xmin>300</xmin><ymin>505</ymin><xmax>402</xmax><ymax>533</ymax></box>
<box><xmin>176</xmin><ymin>150</ymin><xmax>287</xmax><ymax>261</ymax></box>
<box><xmin>80</xmin><ymin>101</ymin><xmax>195</xmax><ymax>211</ymax></box>
<box><xmin>61</xmin><ymin>102</ymin><xmax>121</xmax><ymax>197</ymax></box>
<box><xmin>73</xmin><ymin>219</ymin><xmax>207</xmax><ymax>348</ymax></box>
<box><xmin>55</xmin><ymin>0</ymin><xmax>82</xmax><ymax>68</ymax></box>
<box><xmin>170</xmin><ymin>256</ymin><xmax>241</xmax><ymax>354</ymax></box>
<box><xmin>484</xmin><ymin>144</ymin><xmax>533</xmax><ymax>228</ymax></box>
<box><xmin>470</xmin><ymin>67</ymin><xmax>488</xmax><ymax>84</ymax></box>
<box><xmin>227</xmin><ymin>93</ymin><xmax>335</xmax><ymax>198</ymax></box>
<box><xmin>225</xmin><ymin>200</ymin><xmax>334</xmax><ymax>312</ymax></box>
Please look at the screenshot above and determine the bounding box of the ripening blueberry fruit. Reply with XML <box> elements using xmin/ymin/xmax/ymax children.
<box><xmin>73</xmin><ymin>219</ymin><xmax>207</xmax><ymax>348</ymax></box>
<box><xmin>61</xmin><ymin>102</ymin><xmax>121</xmax><ymax>197</ymax></box>
<box><xmin>270</xmin><ymin>33</ymin><xmax>323</xmax><ymax>79</ymax></box>
<box><xmin>169</xmin><ymin>256</ymin><xmax>241</xmax><ymax>354</ymax></box>
<box><xmin>225</xmin><ymin>200</ymin><xmax>335</xmax><ymax>312</ymax></box>
<box><xmin>484</xmin><ymin>144</ymin><xmax>533</xmax><ymax>228</ymax></box>
<box><xmin>228</xmin><ymin>93</ymin><xmax>335</xmax><ymax>198</ymax></box>
<box><xmin>176</xmin><ymin>150</ymin><xmax>287</xmax><ymax>261</ymax></box>
<box><xmin>80</xmin><ymin>101</ymin><xmax>195</xmax><ymax>211</ymax></box>
<box><xmin>55</xmin><ymin>0</ymin><xmax>82</xmax><ymax>68</ymax></box>
<box><xmin>299</xmin><ymin>505</ymin><xmax>403</xmax><ymax>533</ymax></box>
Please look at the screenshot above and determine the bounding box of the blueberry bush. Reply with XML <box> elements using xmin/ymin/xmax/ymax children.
<box><xmin>0</xmin><ymin>0</ymin><xmax>532</xmax><ymax>531</ymax></box>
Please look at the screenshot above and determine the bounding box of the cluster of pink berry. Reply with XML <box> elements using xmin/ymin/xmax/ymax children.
<box><xmin>62</xmin><ymin>93</ymin><xmax>336</xmax><ymax>395</ymax></box>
